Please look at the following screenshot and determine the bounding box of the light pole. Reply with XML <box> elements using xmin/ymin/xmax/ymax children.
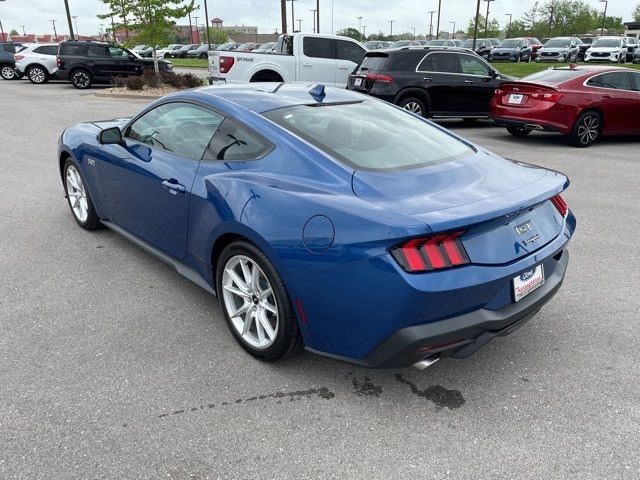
<box><xmin>50</xmin><ymin>19</ymin><xmax>58</xmax><ymax>40</ymax></box>
<box><xmin>472</xmin><ymin>0</ymin><xmax>481</xmax><ymax>50</ymax></box>
<box><xmin>193</xmin><ymin>16</ymin><xmax>199</xmax><ymax>43</ymax></box>
<box><xmin>483</xmin><ymin>0</ymin><xmax>495</xmax><ymax>38</ymax></box>
<box><xmin>20</xmin><ymin>25</ymin><xmax>25</xmax><ymax>36</ymax></box>
<box><xmin>280</xmin><ymin>0</ymin><xmax>287</xmax><ymax>33</ymax></box>
<box><xmin>435</xmin><ymin>0</ymin><xmax>442</xmax><ymax>39</ymax></box>
<box><xmin>362</xmin><ymin>25</ymin><xmax>366</xmax><ymax>39</ymax></box>
<box><xmin>297</xmin><ymin>19</ymin><xmax>302</xmax><ymax>31</ymax></box>
<box><xmin>203</xmin><ymin>0</ymin><xmax>211</xmax><ymax>49</ymax></box>
<box><xmin>99</xmin><ymin>23</ymin><xmax>104</xmax><ymax>40</ymax></box>
<box><xmin>548</xmin><ymin>3</ymin><xmax>555</xmax><ymax>37</ymax></box>
<box><xmin>310</xmin><ymin>9</ymin><xmax>316</xmax><ymax>33</ymax></box>
<box><xmin>449</xmin><ymin>21</ymin><xmax>455</xmax><ymax>39</ymax></box>
<box><xmin>357</xmin><ymin>16</ymin><xmax>363</xmax><ymax>41</ymax></box>
<box><xmin>73</xmin><ymin>16</ymin><xmax>79</xmax><ymax>37</ymax></box>
<box><xmin>411</xmin><ymin>27</ymin><xmax>416</xmax><ymax>39</ymax></box>
<box><xmin>389</xmin><ymin>20</ymin><xmax>394</xmax><ymax>39</ymax></box>
<box><xmin>599</xmin><ymin>0</ymin><xmax>608</xmax><ymax>35</ymax></box>
<box><xmin>316</xmin><ymin>0</ymin><xmax>320</xmax><ymax>34</ymax></box>
<box><xmin>428</xmin><ymin>11</ymin><xmax>436</xmax><ymax>39</ymax></box>
<box><xmin>63</xmin><ymin>0</ymin><xmax>74</xmax><ymax>39</ymax></box>
<box><xmin>287</xmin><ymin>0</ymin><xmax>297</xmax><ymax>37</ymax></box>
<box><xmin>505</xmin><ymin>13</ymin><xmax>512</xmax><ymax>38</ymax></box>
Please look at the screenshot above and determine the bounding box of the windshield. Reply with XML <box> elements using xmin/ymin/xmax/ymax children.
<box><xmin>499</xmin><ymin>39</ymin><xmax>522</xmax><ymax>48</ymax></box>
<box><xmin>263</xmin><ymin>100</ymin><xmax>474</xmax><ymax>171</ymax></box>
<box><xmin>544</xmin><ymin>38</ymin><xmax>571</xmax><ymax>48</ymax></box>
<box><xmin>592</xmin><ymin>38</ymin><xmax>621</xmax><ymax>48</ymax></box>
<box><xmin>390</xmin><ymin>41</ymin><xmax>410</xmax><ymax>48</ymax></box>
<box><xmin>428</xmin><ymin>40</ymin><xmax>446</xmax><ymax>46</ymax></box>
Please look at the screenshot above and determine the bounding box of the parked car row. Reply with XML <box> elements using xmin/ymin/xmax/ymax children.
<box><xmin>1</xmin><ymin>40</ymin><xmax>174</xmax><ymax>88</ymax></box>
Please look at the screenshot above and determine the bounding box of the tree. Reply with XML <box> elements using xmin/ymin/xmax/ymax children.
<box><xmin>336</xmin><ymin>27</ymin><xmax>363</xmax><ymax>41</ymax></box>
<box><xmin>507</xmin><ymin>20</ymin><xmax>528</xmax><ymax>38</ymax></box>
<box><xmin>98</xmin><ymin>0</ymin><xmax>196</xmax><ymax>74</ymax></box>
<box><xmin>466</xmin><ymin>14</ymin><xmax>501</xmax><ymax>38</ymax></box>
<box><xmin>633</xmin><ymin>4</ymin><xmax>640</xmax><ymax>22</ymax></box>
<box><xmin>206</xmin><ymin>28</ymin><xmax>230</xmax><ymax>45</ymax></box>
<box><xmin>98</xmin><ymin>0</ymin><xmax>132</xmax><ymax>40</ymax></box>
<box><xmin>9</xmin><ymin>29</ymin><xmax>19</xmax><ymax>36</ymax></box>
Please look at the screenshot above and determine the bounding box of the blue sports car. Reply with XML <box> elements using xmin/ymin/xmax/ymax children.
<box><xmin>58</xmin><ymin>83</ymin><xmax>576</xmax><ymax>369</ymax></box>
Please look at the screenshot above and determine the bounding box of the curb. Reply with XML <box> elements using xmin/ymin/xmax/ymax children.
<box><xmin>92</xmin><ymin>91</ymin><xmax>163</xmax><ymax>100</ymax></box>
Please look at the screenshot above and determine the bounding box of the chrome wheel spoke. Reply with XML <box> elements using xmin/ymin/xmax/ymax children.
<box><xmin>258</xmin><ymin>310</ymin><xmax>276</xmax><ymax>341</ymax></box>
<box><xmin>262</xmin><ymin>301</ymin><xmax>277</xmax><ymax>314</ymax></box>
<box><xmin>226</xmin><ymin>268</ymin><xmax>249</xmax><ymax>294</ymax></box>
<box><xmin>223</xmin><ymin>283</ymin><xmax>249</xmax><ymax>298</ymax></box>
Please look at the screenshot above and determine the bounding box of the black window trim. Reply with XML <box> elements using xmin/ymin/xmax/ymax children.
<box><xmin>583</xmin><ymin>71</ymin><xmax>634</xmax><ymax>92</ymax></box>
<box><xmin>123</xmin><ymin>99</ymin><xmax>274</xmax><ymax>162</ymax></box>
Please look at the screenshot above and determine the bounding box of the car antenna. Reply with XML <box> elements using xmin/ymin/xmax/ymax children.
<box><xmin>308</xmin><ymin>84</ymin><xmax>326</xmax><ymax>102</ymax></box>
<box><xmin>272</xmin><ymin>82</ymin><xmax>285</xmax><ymax>93</ymax></box>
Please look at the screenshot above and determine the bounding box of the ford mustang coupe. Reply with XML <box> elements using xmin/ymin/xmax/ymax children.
<box><xmin>58</xmin><ymin>83</ymin><xmax>576</xmax><ymax>369</ymax></box>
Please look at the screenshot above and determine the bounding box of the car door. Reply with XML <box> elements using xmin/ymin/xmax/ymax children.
<box><xmin>417</xmin><ymin>52</ymin><xmax>463</xmax><ymax>114</ymax></box>
<box><xmin>298</xmin><ymin>36</ymin><xmax>337</xmax><ymax>85</ymax></box>
<box><xmin>99</xmin><ymin>102</ymin><xmax>224</xmax><ymax>259</ymax></box>
<box><xmin>334</xmin><ymin>39</ymin><xmax>366</xmax><ymax>86</ymax></box>
<box><xmin>107</xmin><ymin>45</ymin><xmax>140</xmax><ymax>76</ymax></box>
<box><xmin>456</xmin><ymin>53</ymin><xmax>499</xmax><ymax>115</ymax></box>
<box><xmin>630</xmin><ymin>72</ymin><xmax>640</xmax><ymax>131</ymax></box>
<box><xmin>586</xmin><ymin>72</ymin><xmax>638</xmax><ymax>135</ymax></box>
<box><xmin>86</xmin><ymin>44</ymin><xmax>113</xmax><ymax>79</ymax></box>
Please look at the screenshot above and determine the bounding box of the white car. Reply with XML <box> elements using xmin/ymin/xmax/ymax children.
<box><xmin>584</xmin><ymin>36</ymin><xmax>628</xmax><ymax>63</ymax></box>
<box><xmin>13</xmin><ymin>43</ymin><xmax>59</xmax><ymax>84</ymax></box>
<box><xmin>156</xmin><ymin>44</ymin><xmax>183</xmax><ymax>58</ymax></box>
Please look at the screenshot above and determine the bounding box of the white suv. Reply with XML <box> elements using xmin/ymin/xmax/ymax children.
<box><xmin>584</xmin><ymin>36</ymin><xmax>629</xmax><ymax>63</ymax></box>
<box><xmin>14</xmin><ymin>43</ymin><xmax>59</xmax><ymax>84</ymax></box>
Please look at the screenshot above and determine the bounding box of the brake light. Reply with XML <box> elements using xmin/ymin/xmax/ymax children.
<box><xmin>57</xmin><ymin>57</ymin><xmax>63</xmax><ymax>68</ymax></box>
<box><xmin>391</xmin><ymin>231</ymin><xmax>470</xmax><ymax>273</ymax></box>
<box><xmin>219</xmin><ymin>55</ymin><xmax>235</xmax><ymax>74</ymax></box>
<box><xmin>366</xmin><ymin>73</ymin><xmax>394</xmax><ymax>84</ymax></box>
<box><xmin>529</xmin><ymin>92</ymin><xmax>563</xmax><ymax>102</ymax></box>
<box><xmin>14</xmin><ymin>54</ymin><xmax>24</xmax><ymax>61</ymax></box>
<box><xmin>550</xmin><ymin>194</ymin><xmax>568</xmax><ymax>217</ymax></box>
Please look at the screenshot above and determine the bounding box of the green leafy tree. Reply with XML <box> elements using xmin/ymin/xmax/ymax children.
<box><xmin>367</xmin><ymin>31</ymin><xmax>392</xmax><ymax>41</ymax></box>
<box><xmin>206</xmin><ymin>28</ymin><xmax>230</xmax><ymax>45</ymax></box>
<box><xmin>98</xmin><ymin>0</ymin><xmax>196</xmax><ymax>73</ymax></box>
<box><xmin>634</xmin><ymin>4</ymin><xmax>640</xmax><ymax>22</ymax></box>
<box><xmin>336</xmin><ymin>27</ymin><xmax>364</xmax><ymax>41</ymax></box>
<box><xmin>98</xmin><ymin>0</ymin><xmax>132</xmax><ymax>40</ymax></box>
<box><xmin>467</xmin><ymin>14</ymin><xmax>501</xmax><ymax>38</ymax></box>
<box><xmin>506</xmin><ymin>20</ymin><xmax>528</xmax><ymax>38</ymax></box>
<box><xmin>9</xmin><ymin>29</ymin><xmax>19</xmax><ymax>36</ymax></box>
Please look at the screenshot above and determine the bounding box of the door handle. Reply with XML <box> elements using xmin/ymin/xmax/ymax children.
<box><xmin>161</xmin><ymin>179</ymin><xmax>186</xmax><ymax>194</ymax></box>
<box><xmin>601</xmin><ymin>94</ymin><xmax>612</xmax><ymax>99</ymax></box>
<box><xmin>339</xmin><ymin>66</ymin><xmax>350</xmax><ymax>70</ymax></box>
<box><xmin>464</xmin><ymin>80</ymin><xmax>474</xmax><ymax>84</ymax></box>
<box><xmin>302</xmin><ymin>63</ymin><xmax>312</xmax><ymax>68</ymax></box>
<box><xmin>423</xmin><ymin>77</ymin><xmax>432</xmax><ymax>82</ymax></box>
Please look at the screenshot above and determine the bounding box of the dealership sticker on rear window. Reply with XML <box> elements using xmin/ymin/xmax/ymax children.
<box><xmin>354</xmin><ymin>77</ymin><xmax>363</xmax><ymax>87</ymax></box>
<box><xmin>508</xmin><ymin>93</ymin><xmax>524</xmax><ymax>104</ymax></box>
<box><xmin>513</xmin><ymin>265</ymin><xmax>544</xmax><ymax>302</ymax></box>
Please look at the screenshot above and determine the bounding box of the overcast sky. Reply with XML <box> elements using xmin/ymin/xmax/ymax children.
<box><xmin>0</xmin><ymin>0</ymin><xmax>633</xmax><ymax>37</ymax></box>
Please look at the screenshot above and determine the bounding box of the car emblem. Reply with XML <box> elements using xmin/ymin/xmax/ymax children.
<box><xmin>522</xmin><ymin>234</ymin><xmax>540</xmax><ymax>246</ymax></box>
<box><xmin>512</xmin><ymin>87</ymin><xmax>519</xmax><ymax>92</ymax></box>
<box><xmin>515</xmin><ymin>220</ymin><xmax>532</xmax><ymax>235</ymax></box>
<box><xmin>520</xmin><ymin>268</ymin><xmax>535</xmax><ymax>281</ymax></box>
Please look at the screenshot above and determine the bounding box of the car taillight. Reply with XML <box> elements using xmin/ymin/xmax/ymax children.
<box><xmin>529</xmin><ymin>92</ymin><xmax>563</xmax><ymax>102</ymax></box>
<box><xmin>219</xmin><ymin>56</ymin><xmax>235</xmax><ymax>74</ymax></box>
<box><xmin>14</xmin><ymin>54</ymin><xmax>24</xmax><ymax>61</ymax></box>
<box><xmin>366</xmin><ymin>73</ymin><xmax>394</xmax><ymax>84</ymax></box>
<box><xmin>550</xmin><ymin>194</ymin><xmax>568</xmax><ymax>217</ymax></box>
<box><xmin>57</xmin><ymin>57</ymin><xmax>63</xmax><ymax>68</ymax></box>
<box><xmin>391</xmin><ymin>231</ymin><xmax>470</xmax><ymax>273</ymax></box>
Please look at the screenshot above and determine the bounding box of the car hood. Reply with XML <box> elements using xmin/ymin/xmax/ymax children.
<box><xmin>492</xmin><ymin>47</ymin><xmax>520</xmax><ymax>53</ymax></box>
<box><xmin>540</xmin><ymin>47</ymin><xmax>571</xmax><ymax>53</ymax></box>
<box><xmin>588</xmin><ymin>46</ymin><xmax>621</xmax><ymax>52</ymax></box>
<box><xmin>351</xmin><ymin>149</ymin><xmax>567</xmax><ymax>232</ymax></box>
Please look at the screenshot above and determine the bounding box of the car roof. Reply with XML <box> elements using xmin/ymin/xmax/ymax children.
<box><xmin>372</xmin><ymin>46</ymin><xmax>473</xmax><ymax>55</ymax></box>
<box><xmin>549</xmin><ymin>65</ymin><xmax>634</xmax><ymax>74</ymax></box>
<box><xmin>184</xmin><ymin>83</ymin><xmax>365</xmax><ymax>114</ymax></box>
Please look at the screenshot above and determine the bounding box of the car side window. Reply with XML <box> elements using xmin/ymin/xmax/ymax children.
<box><xmin>632</xmin><ymin>72</ymin><xmax>640</xmax><ymax>92</ymax></box>
<box><xmin>416</xmin><ymin>55</ymin><xmax>432</xmax><ymax>71</ymax></box>
<box><xmin>109</xmin><ymin>47</ymin><xmax>129</xmax><ymax>58</ymax></box>
<box><xmin>335</xmin><ymin>40</ymin><xmax>365</xmax><ymax>64</ymax></box>
<box><xmin>60</xmin><ymin>43</ymin><xmax>85</xmax><ymax>56</ymax></box>
<box><xmin>428</xmin><ymin>53</ymin><xmax>459</xmax><ymax>73</ymax></box>
<box><xmin>203</xmin><ymin>119</ymin><xmax>271</xmax><ymax>161</ymax></box>
<box><xmin>127</xmin><ymin>102</ymin><xmax>224</xmax><ymax>159</ymax></box>
<box><xmin>303</xmin><ymin>37</ymin><xmax>333</xmax><ymax>59</ymax></box>
<box><xmin>459</xmin><ymin>54</ymin><xmax>490</xmax><ymax>76</ymax></box>
<box><xmin>87</xmin><ymin>45</ymin><xmax>109</xmax><ymax>57</ymax></box>
<box><xmin>587</xmin><ymin>72</ymin><xmax>632</xmax><ymax>91</ymax></box>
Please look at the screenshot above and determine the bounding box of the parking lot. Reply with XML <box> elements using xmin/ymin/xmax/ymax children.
<box><xmin>1</xmin><ymin>79</ymin><xmax>639</xmax><ymax>479</ymax></box>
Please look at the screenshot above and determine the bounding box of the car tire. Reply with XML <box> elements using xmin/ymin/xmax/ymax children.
<box><xmin>506</xmin><ymin>126</ymin><xmax>532</xmax><ymax>137</ymax></box>
<box><xmin>70</xmin><ymin>69</ymin><xmax>92</xmax><ymax>89</ymax></box>
<box><xmin>569</xmin><ymin>110</ymin><xmax>602</xmax><ymax>148</ymax></box>
<box><xmin>26</xmin><ymin>65</ymin><xmax>49</xmax><ymax>84</ymax></box>
<box><xmin>216</xmin><ymin>240</ymin><xmax>304</xmax><ymax>362</ymax></box>
<box><xmin>62</xmin><ymin>158</ymin><xmax>101</xmax><ymax>230</ymax></box>
<box><xmin>1</xmin><ymin>64</ymin><xmax>16</xmax><ymax>80</ymax></box>
<box><xmin>398</xmin><ymin>96</ymin><xmax>427</xmax><ymax>117</ymax></box>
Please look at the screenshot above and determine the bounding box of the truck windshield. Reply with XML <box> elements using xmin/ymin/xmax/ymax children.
<box><xmin>263</xmin><ymin>100</ymin><xmax>474</xmax><ymax>171</ymax></box>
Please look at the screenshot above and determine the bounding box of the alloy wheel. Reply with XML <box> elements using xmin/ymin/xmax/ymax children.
<box><xmin>577</xmin><ymin>114</ymin><xmax>600</xmax><ymax>145</ymax></box>
<box><xmin>73</xmin><ymin>71</ymin><xmax>90</xmax><ymax>88</ymax></box>
<box><xmin>1</xmin><ymin>65</ymin><xmax>16</xmax><ymax>80</ymax></box>
<box><xmin>28</xmin><ymin>67</ymin><xmax>46</xmax><ymax>84</ymax></box>
<box><xmin>65</xmin><ymin>165</ymin><xmax>89</xmax><ymax>223</ymax></box>
<box><xmin>403</xmin><ymin>102</ymin><xmax>423</xmax><ymax>116</ymax></box>
<box><xmin>221</xmin><ymin>255</ymin><xmax>279</xmax><ymax>349</ymax></box>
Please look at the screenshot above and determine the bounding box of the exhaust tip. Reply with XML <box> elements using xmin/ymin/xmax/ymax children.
<box><xmin>524</xmin><ymin>123</ymin><xmax>544</xmax><ymax>131</ymax></box>
<box><xmin>412</xmin><ymin>355</ymin><xmax>440</xmax><ymax>371</ymax></box>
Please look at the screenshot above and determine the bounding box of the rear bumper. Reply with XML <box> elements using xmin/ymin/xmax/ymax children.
<box><xmin>490</xmin><ymin>116</ymin><xmax>567</xmax><ymax>134</ymax></box>
<box><xmin>308</xmin><ymin>248</ymin><xmax>570</xmax><ymax>369</ymax></box>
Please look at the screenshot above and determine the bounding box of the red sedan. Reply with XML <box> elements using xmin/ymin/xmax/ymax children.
<box><xmin>490</xmin><ymin>65</ymin><xmax>640</xmax><ymax>147</ymax></box>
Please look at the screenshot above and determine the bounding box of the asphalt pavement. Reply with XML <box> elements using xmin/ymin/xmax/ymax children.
<box><xmin>1</xmin><ymin>80</ymin><xmax>639</xmax><ymax>479</ymax></box>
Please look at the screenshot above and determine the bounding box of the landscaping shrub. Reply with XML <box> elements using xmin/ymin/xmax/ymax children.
<box><xmin>141</xmin><ymin>68</ymin><xmax>160</xmax><ymax>88</ymax></box>
<box><xmin>180</xmin><ymin>73</ymin><xmax>204</xmax><ymax>89</ymax></box>
<box><xmin>161</xmin><ymin>71</ymin><xmax>184</xmax><ymax>88</ymax></box>
<box><xmin>112</xmin><ymin>76</ymin><xmax>128</xmax><ymax>88</ymax></box>
<box><xmin>126</xmin><ymin>76</ymin><xmax>145</xmax><ymax>91</ymax></box>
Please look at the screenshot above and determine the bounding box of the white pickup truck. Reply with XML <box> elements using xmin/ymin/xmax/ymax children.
<box><xmin>208</xmin><ymin>33</ymin><xmax>367</xmax><ymax>87</ymax></box>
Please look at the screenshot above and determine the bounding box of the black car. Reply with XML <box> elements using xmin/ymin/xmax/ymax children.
<box><xmin>461</xmin><ymin>38</ymin><xmax>494</xmax><ymax>59</ymax></box>
<box><xmin>347</xmin><ymin>47</ymin><xmax>512</xmax><ymax>118</ymax></box>
<box><xmin>0</xmin><ymin>42</ymin><xmax>26</xmax><ymax>80</ymax></box>
<box><xmin>172</xmin><ymin>43</ymin><xmax>199</xmax><ymax>58</ymax></box>
<box><xmin>56</xmin><ymin>41</ymin><xmax>173</xmax><ymax>89</ymax></box>
<box><xmin>187</xmin><ymin>44</ymin><xmax>219</xmax><ymax>59</ymax></box>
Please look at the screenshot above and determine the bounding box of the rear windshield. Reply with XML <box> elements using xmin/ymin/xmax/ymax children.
<box><xmin>500</xmin><ymin>39</ymin><xmax>522</xmax><ymax>48</ymax></box>
<box><xmin>545</xmin><ymin>38</ymin><xmax>571</xmax><ymax>48</ymax></box>
<box><xmin>358</xmin><ymin>55</ymin><xmax>388</xmax><ymax>71</ymax></box>
<box><xmin>522</xmin><ymin>69</ymin><xmax>584</xmax><ymax>83</ymax></box>
<box><xmin>592</xmin><ymin>38</ymin><xmax>620</xmax><ymax>48</ymax></box>
<box><xmin>263</xmin><ymin>100</ymin><xmax>474</xmax><ymax>171</ymax></box>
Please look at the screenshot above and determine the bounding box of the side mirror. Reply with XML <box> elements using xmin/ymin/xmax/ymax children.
<box><xmin>98</xmin><ymin>127</ymin><xmax>123</xmax><ymax>145</ymax></box>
